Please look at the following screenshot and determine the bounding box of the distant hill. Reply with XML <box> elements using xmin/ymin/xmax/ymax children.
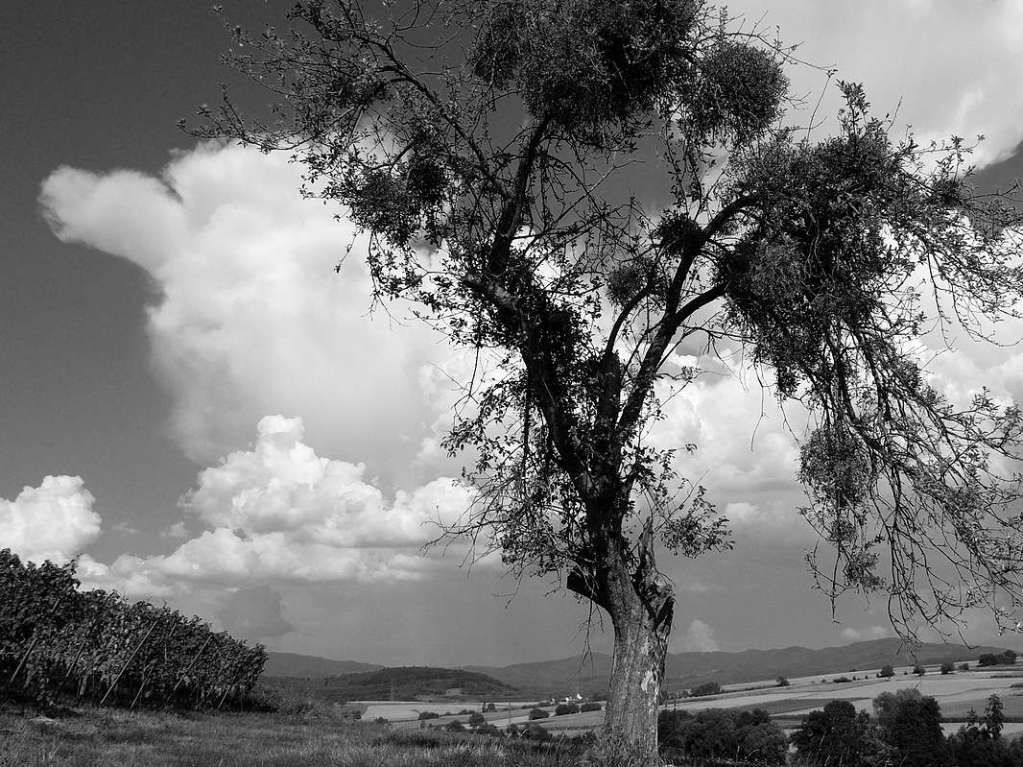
<box><xmin>466</xmin><ymin>638</ymin><xmax>1014</xmax><ymax>697</ymax></box>
<box><xmin>262</xmin><ymin>665</ymin><xmax>516</xmax><ymax>703</ymax></box>
<box><xmin>327</xmin><ymin>666</ymin><xmax>516</xmax><ymax>699</ymax></box>
<box><xmin>264</xmin><ymin>652</ymin><xmax>382</xmax><ymax>677</ymax></box>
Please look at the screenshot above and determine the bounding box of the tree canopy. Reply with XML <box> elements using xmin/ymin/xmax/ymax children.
<box><xmin>200</xmin><ymin>0</ymin><xmax>1023</xmax><ymax>760</ymax></box>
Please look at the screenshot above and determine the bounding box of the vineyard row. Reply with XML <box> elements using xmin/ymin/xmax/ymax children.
<box><xmin>0</xmin><ymin>549</ymin><xmax>266</xmax><ymax>710</ymax></box>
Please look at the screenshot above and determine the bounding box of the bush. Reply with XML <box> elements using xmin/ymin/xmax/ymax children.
<box><xmin>580</xmin><ymin>701</ymin><xmax>602</xmax><ymax>712</ymax></box>
<box><xmin>555</xmin><ymin>702</ymin><xmax>580</xmax><ymax>715</ymax></box>
<box><xmin>522</xmin><ymin>723</ymin><xmax>550</xmax><ymax>741</ymax></box>
<box><xmin>528</xmin><ymin>708</ymin><xmax>549</xmax><ymax>720</ymax></box>
<box><xmin>468</xmin><ymin>711</ymin><xmax>486</xmax><ymax>728</ymax></box>
<box><xmin>940</xmin><ymin>662</ymin><xmax>954</xmax><ymax>675</ymax></box>
<box><xmin>1002</xmin><ymin>650</ymin><xmax>1018</xmax><ymax>665</ymax></box>
<box><xmin>979</xmin><ymin>653</ymin><xmax>1000</xmax><ymax>667</ymax></box>
<box><xmin>658</xmin><ymin>708</ymin><xmax>785</xmax><ymax>765</ymax></box>
<box><xmin>690</xmin><ymin>681</ymin><xmax>722</xmax><ymax>697</ymax></box>
<box><xmin>476</xmin><ymin>723</ymin><xmax>501</xmax><ymax>737</ymax></box>
<box><xmin>959</xmin><ymin>662</ymin><xmax>970</xmax><ymax>672</ymax></box>
<box><xmin>776</xmin><ymin>676</ymin><xmax>790</xmax><ymax>687</ymax></box>
<box><xmin>878</xmin><ymin>664</ymin><xmax>895</xmax><ymax>678</ymax></box>
<box><xmin>792</xmin><ymin>700</ymin><xmax>882</xmax><ymax>767</ymax></box>
<box><xmin>833</xmin><ymin>676</ymin><xmax>852</xmax><ymax>683</ymax></box>
<box><xmin>484</xmin><ymin>702</ymin><xmax>496</xmax><ymax>712</ymax></box>
<box><xmin>912</xmin><ymin>664</ymin><xmax>926</xmax><ymax>676</ymax></box>
<box><xmin>445</xmin><ymin>720</ymin><xmax>464</xmax><ymax>732</ymax></box>
<box><xmin>417</xmin><ymin>711</ymin><xmax>440</xmax><ymax>720</ymax></box>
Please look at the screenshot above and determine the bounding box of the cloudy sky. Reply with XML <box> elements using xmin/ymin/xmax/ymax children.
<box><xmin>3</xmin><ymin>1</ymin><xmax>1023</xmax><ymax>667</ymax></box>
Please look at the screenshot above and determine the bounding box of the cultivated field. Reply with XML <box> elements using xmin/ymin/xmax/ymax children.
<box><xmin>365</xmin><ymin>658</ymin><xmax>1023</xmax><ymax>738</ymax></box>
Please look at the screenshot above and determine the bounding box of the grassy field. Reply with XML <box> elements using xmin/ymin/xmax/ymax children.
<box><xmin>0</xmin><ymin>709</ymin><xmax>589</xmax><ymax>767</ymax></box>
<box><xmin>6</xmin><ymin>661</ymin><xmax>1023</xmax><ymax>765</ymax></box>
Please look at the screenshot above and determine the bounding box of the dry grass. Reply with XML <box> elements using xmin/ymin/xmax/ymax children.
<box><xmin>0</xmin><ymin>709</ymin><xmax>587</xmax><ymax>767</ymax></box>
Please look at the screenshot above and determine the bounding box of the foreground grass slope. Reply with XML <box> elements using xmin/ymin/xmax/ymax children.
<box><xmin>0</xmin><ymin>710</ymin><xmax>586</xmax><ymax>767</ymax></box>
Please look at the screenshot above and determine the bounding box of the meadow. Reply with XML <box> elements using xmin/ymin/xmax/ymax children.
<box><xmin>0</xmin><ymin>709</ymin><xmax>588</xmax><ymax>767</ymax></box>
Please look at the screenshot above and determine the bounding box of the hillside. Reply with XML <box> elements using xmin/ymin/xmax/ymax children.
<box><xmin>263</xmin><ymin>665</ymin><xmax>517</xmax><ymax>703</ymax></box>
<box><xmin>466</xmin><ymin>638</ymin><xmax>1014</xmax><ymax>696</ymax></box>
<box><xmin>264</xmin><ymin>652</ymin><xmax>382</xmax><ymax>677</ymax></box>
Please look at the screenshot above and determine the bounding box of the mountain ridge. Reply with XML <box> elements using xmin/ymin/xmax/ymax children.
<box><xmin>266</xmin><ymin>637</ymin><xmax>1015</xmax><ymax>697</ymax></box>
<box><xmin>466</xmin><ymin>637</ymin><xmax>1014</xmax><ymax>696</ymax></box>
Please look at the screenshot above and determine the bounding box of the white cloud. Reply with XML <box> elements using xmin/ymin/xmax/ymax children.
<box><xmin>840</xmin><ymin>625</ymin><xmax>892</xmax><ymax>642</ymax></box>
<box><xmin>650</xmin><ymin>362</ymin><xmax>810</xmax><ymax>536</ymax></box>
<box><xmin>217</xmin><ymin>585</ymin><xmax>293</xmax><ymax>641</ymax></box>
<box><xmin>40</xmin><ymin>144</ymin><xmax>451</xmax><ymax>486</ymax></box>
<box><xmin>728</xmin><ymin>0</ymin><xmax>1023</xmax><ymax>166</ymax></box>
<box><xmin>78</xmin><ymin>416</ymin><xmax>477</xmax><ymax>598</ymax></box>
<box><xmin>672</xmin><ymin>619</ymin><xmax>720</xmax><ymax>652</ymax></box>
<box><xmin>0</xmin><ymin>476</ymin><xmax>101</xmax><ymax>564</ymax></box>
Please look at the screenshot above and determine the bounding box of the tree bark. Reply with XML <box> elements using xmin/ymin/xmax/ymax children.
<box><xmin>602</xmin><ymin>591</ymin><xmax>671</xmax><ymax>766</ymax></box>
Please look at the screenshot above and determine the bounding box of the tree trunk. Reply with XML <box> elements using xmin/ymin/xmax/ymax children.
<box><xmin>567</xmin><ymin>514</ymin><xmax>675</xmax><ymax>764</ymax></box>
<box><xmin>602</xmin><ymin>595</ymin><xmax>670</xmax><ymax>766</ymax></box>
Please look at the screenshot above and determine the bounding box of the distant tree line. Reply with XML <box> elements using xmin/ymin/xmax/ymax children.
<box><xmin>0</xmin><ymin>549</ymin><xmax>265</xmax><ymax>710</ymax></box>
<box><xmin>980</xmin><ymin>651</ymin><xmax>1018</xmax><ymax>667</ymax></box>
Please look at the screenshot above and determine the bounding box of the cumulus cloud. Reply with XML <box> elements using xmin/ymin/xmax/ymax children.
<box><xmin>728</xmin><ymin>0</ymin><xmax>1023</xmax><ymax>166</ymax></box>
<box><xmin>217</xmin><ymin>585</ymin><xmax>294</xmax><ymax>641</ymax></box>
<box><xmin>0</xmin><ymin>476</ymin><xmax>101</xmax><ymax>564</ymax></box>
<box><xmin>840</xmin><ymin>625</ymin><xmax>892</xmax><ymax>642</ymax></box>
<box><xmin>79</xmin><ymin>416</ymin><xmax>476</xmax><ymax>598</ymax></box>
<box><xmin>672</xmin><ymin>619</ymin><xmax>720</xmax><ymax>653</ymax></box>
<box><xmin>649</xmin><ymin>358</ymin><xmax>810</xmax><ymax>536</ymax></box>
<box><xmin>40</xmin><ymin>144</ymin><xmax>451</xmax><ymax>486</ymax></box>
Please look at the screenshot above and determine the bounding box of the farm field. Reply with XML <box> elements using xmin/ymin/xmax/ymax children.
<box><xmin>363</xmin><ymin>661</ymin><xmax>1023</xmax><ymax>738</ymax></box>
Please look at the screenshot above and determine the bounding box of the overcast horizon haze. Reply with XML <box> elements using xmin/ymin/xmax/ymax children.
<box><xmin>4</xmin><ymin>1</ymin><xmax>1023</xmax><ymax>668</ymax></box>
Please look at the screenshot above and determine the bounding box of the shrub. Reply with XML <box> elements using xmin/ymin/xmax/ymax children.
<box><xmin>1002</xmin><ymin>650</ymin><xmax>1018</xmax><ymax>665</ymax></box>
<box><xmin>580</xmin><ymin>702</ymin><xmax>602</xmax><ymax>712</ymax></box>
<box><xmin>776</xmin><ymin>676</ymin><xmax>790</xmax><ymax>687</ymax></box>
<box><xmin>506</xmin><ymin>723</ymin><xmax>519</xmax><ymax>737</ymax></box>
<box><xmin>959</xmin><ymin>662</ymin><xmax>970</xmax><ymax>672</ymax></box>
<box><xmin>792</xmin><ymin>700</ymin><xmax>882</xmax><ymax>767</ymax></box>
<box><xmin>940</xmin><ymin>662</ymin><xmax>954</xmax><ymax>675</ymax></box>
<box><xmin>484</xmin><ymin>702</ymin><xmax>496</xmax><ymax>712</ymax></box>
<box><xmin>476</xmin><ymin>723</ymin><xmax>501</xmax><ymax>737</ymax></box>
<box><xmin>522</xmin><ymin>723</ymin><xmax>550</xmax><ymax>741</ymax></box>
<box><xmin>979</xmin><ymin>653</ymin><xmax>1000</xmax><ymax>667</ymax></box>
<box><xmin>468</xmin><ymin>711</ymin><xmax>486</xmax><ymax>728</ymax></box>
<box><xmin>874</xmin><ymin>688</ymin><xmax>949</xmax><ymax>767</ymax></box>
<box><xmin>833</xmin><ymin>676</ymin><xmax>852</xmax><ymax>683</ymax></box>
<box><xmin>659</xmin><ymin>708</ymin><xmax>785</xmax><ymax>765</ymax></box>
<box><xmin>878</xmin><ymin>664</ymin><xmax>895</xmax><ymax>678</ymax></box>
<box><xmin>445</xmin><ymin>720</ymin><xmax>464</xmax><ymax>732</ymax></box>
<box><xmin>528</xmin><ymin>708</ymin><xmax>549</xmax><ymax>720</ymax></box>
<box><xmin>912</xmin><ymin>664</ymin><xmax>926</xmax><ymax>676</ymax></box>
<box><xmin>555</xmin><ymin>702</ymin><xmax>580</xmax><ymax>715</ymax></box>
<box><xmin>417</xmin><ymin>711</ymin><xmax>440</xmax><ymax>720</ymax></box>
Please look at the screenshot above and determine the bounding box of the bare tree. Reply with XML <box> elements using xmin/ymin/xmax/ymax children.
<box><xmin>198</xmin><ymin>0</ymin><xmax>1023</xmax><ymax>761</ymax></box>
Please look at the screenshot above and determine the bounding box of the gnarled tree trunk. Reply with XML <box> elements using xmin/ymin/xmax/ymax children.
<box><xmin>603</xmin><ymin>593</ymin><xmax>671</xmax><ymax>765</ymax></box>
<box><xmin>572</xmin><ymin>522</ymin><xmax>675</xmax><ymax>766</ymax></box>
